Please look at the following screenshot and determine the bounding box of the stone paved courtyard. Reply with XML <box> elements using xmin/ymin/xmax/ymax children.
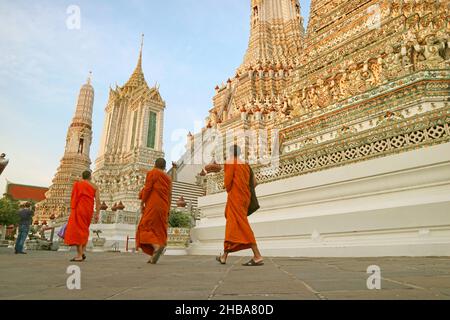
<box><xmin>0</xmin><ymin>248</ymin><xmax>449</xmax><ymax>300</ymax></box>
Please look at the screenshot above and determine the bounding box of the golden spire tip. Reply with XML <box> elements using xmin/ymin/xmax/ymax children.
<box><xmin>87</xmin><ymin>71</ymin><xmax>92</xmax><ymax>84</ymax></box>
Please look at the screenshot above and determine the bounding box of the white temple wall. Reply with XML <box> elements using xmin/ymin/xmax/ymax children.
<box><xmin>176</xmin><ymin>163</ymin><xmax>204</xmax><ymax>184</ymax></box>
<box><xmin>189</xmin><ymin>142</ymin><xmax>450</xmax><ymax>257</ymax></box>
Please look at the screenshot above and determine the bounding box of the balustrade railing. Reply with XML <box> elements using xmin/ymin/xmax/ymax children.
<box><xmin>95</xmin><ymin>210</ymin><xmax>140</xmax><ymax>225</ymax></box>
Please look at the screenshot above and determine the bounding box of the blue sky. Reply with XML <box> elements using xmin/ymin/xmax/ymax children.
<box><xmin>0</xmin><ymin>0</ymin><xmax>311</xmax><ymax>191</ymax></box>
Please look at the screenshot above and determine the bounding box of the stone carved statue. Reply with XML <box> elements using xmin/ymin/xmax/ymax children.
<box><xmin>289</xmin><ymin>97</ymin><xmax>299</xmax><ymax>117</ymax></box>
<box><xmin>401</xmin><ymin>30</ymin><xmax>420</xmax><ymax>69</ymax></box>
<box><xmin>369</xmin><ymin>58</ymin><xmax>383</xmax><ymax>85</ymax></box>
<box><xmin>338</xmin><ymin>71</ymin><xmax>349</xmax><ymax>98</ymax></box>
<box><xmin>307</xmin><ymin>86</ymin><xmax>319</xmax><ymax>110</ymax></box>
<box><xmin>436</xmin><ymin>30</ymin><xmax>450</xmax><ymax>60</ymax></box>
<box><xmin>298</xmin><ymin>87</ymin><xmax>308</xmax><ymax>109</ymax></box>
<box><xmin>281</xmin><ymin>95</ymin><xmax>290</xmax><ymax>116</ymax></box>
<box><xmin>0</xmin><ymin>153</ymin><xmax>8</xmax><ymax>176</ymax></box>
<box><xmin>328</xmin><ymin>78</ymin><xmax>340</xmax><ymax>102</ymax></box>
<box><xmin>360</xmin><ymin>65</ymin><xmax>373</xmax><ymax>89</ymax></box>
<box><xmin>275</xmin><ymin>95</ymin><xmax>282</xmax><ymax>110</ymax></box>
<box><xmin>252</xmin><ymin>5</ymin><xmax>259</xmax><ymax>27</ymax></box>
<box><xmin>347</xmin><ymin>63</ymin><xmax>363</xmax><ymax>95</ymax></box>
<box><xmin>415</xmin><ymin>34</ymin><xmax>446</xmax><ymax>67</ymax></box>
<box><xmin>290</xmin><ymin>89</ymin><xmax>306</xmax><ymax>117</ymax></box>
<box><xmin>383</xmin><ymin>46</ymin><xmax>402</xmax><ymax>79</ymax></box>
<box><xmin>316</xmin><ymin>79</ymin><xmax>330</xmax><ymax>108</ymax></box>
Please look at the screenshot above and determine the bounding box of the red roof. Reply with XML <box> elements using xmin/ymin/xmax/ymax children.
<box><xmin>6</xmin><ymin>183</ymin><xmax>48</xmax><ymax>202</ymax></box>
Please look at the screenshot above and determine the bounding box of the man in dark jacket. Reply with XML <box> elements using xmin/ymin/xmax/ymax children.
<box><xmin>15</xmin><ymin>202</ymin><xmax>34</xmax><ymax>254</ymax></box>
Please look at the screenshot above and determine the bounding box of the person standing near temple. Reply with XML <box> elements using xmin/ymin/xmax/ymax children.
<box><xmin>136</xmin><ymin>158</ymin><xmax>172</xmax><ymax>264</ymax></box>
<box><xmin>216</xmin><ymin>145</ymin><xmax>264</xmax><ymax>266</ymax></box>
<box><xmin>64</xmin><ymin>170</ymin><xmax>100</xmax><ymax>262</ymax></box>
<box><xmin>14</xmin><ymin>202</ymin><xmax>34</xmax><ymax>254</ymax></box>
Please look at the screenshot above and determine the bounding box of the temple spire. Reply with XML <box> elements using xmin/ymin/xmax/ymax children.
<box><xmin>87</xmin><ymin>70</ymin><xmax>92</xmax><ymax>85</ymax></box>
<box><xmin>34</xmin><ymin>76</ymin><xmax>94</xmax><ymax>221</ymax></box>
<box><xmin>75</xmin><ymin>71</ymin><xmax>95</xmax><ymax>125</ymax></box>
<box><xmin>240</xmin><ymin>0</ymin><xmax>304</xmax><ymax>70</ymax></box>
<box><xmin>137</xmin><ymin>33</ymin><xmax>144</xmax><ymax>70</ymax></box>
<box><xmin>124</xmin><ymin>34</ymin><xmax>147</xmax><ymax>88</ymax></box>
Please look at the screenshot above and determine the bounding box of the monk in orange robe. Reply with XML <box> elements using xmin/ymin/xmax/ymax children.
<box><xmin>65</xmin><ymin>170</ymin><xmax>100</xmax><ymax>262</ymax></box>
<box><xmin>136</xmin><ymin>158</ymin><xmax>172</xmax><ymax>264</ymax></box>
<box><xmin>217</xmin><ymin>145</ymin><xmax>264</xmax><ymax>266</ymax></box>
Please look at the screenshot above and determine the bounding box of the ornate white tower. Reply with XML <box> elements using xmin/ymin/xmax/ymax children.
<box><xmin>35</xmin><ymin>73</ymin><xmax>94</xmax><ymax>222</ymax></box>
<box><xmin>175</xmin><ymin>0</ymin><xmax>306</xmax><ymax>184</ymax></box>
<box><xmin>213</xmin><ymin>0</ymin><xmax>305</xmax><ymax>121</ymax></box>
<box><xmin>242</xmin><ymin>0</ymin><xmax>305</xmax><ymax>70</ymax></box>
<box><xmin>93</xmin><ymin>35</ymin><xmax>166</xmax><ymax>212</ymax></box>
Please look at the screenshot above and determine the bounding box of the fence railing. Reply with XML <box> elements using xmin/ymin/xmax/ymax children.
<box><xmin>94</xmin><ymin>210</ymin><xmax>140</xmax><ymax>225</ymax></box>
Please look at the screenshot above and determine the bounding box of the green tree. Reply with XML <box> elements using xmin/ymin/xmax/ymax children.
<box><xmin>0</xmin><ymin>195</ymin><xmax>20</xmax><ymax>226</ymax></box>
<box><xmin>168</xmin><ymin>209</ymin><xmax>192</xmax><ymax>228</ymax></box>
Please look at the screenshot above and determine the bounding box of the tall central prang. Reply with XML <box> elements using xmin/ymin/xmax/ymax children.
<box><xmin>93</xmin><ymin>35</ymin><xmax>166</xmax><ymax>212</ymax></box>
<box><xmin>176</xmin><ymin>0</ymin><xmax>306</xmax><ymax>185</ymax></box>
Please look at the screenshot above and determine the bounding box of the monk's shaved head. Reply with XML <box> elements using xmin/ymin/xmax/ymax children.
<box><xmin>155</xmin><ymin>158</ymin><xmax>166</xmax><ymax>170</ymax></box>
<box><xmin>230</xmin><ymin>144</ymin><xmax>241</xmax><ymax>158</ymax></box>
<box><xmin>82</xmin><ymin>170</ymin><xmax>92</xmax><ymax>180</ymax></box>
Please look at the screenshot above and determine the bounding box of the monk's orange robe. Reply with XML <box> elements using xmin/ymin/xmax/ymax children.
<box><xmin>136</xmin><ymin>168</ymin><xmax>172</xmax><ymax>256</ymax></box>
<box><xmin>65</xmin><ymin>180</ymin><xmax>96</xmax><ymax>246</ymax></box>
<box><xmin>224</xmin><ymin>161</ymin><xmax>256</xmax><ymax>253</ymax></box>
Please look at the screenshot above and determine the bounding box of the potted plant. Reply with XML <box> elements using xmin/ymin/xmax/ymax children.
<box><xmin>91</xmin><ymin>229</ymin><xmax>106</xmax><ymax>250</ymax></box>
<box><xmin>167</xmin><ymin>209</ymin><xmax>192</xmax><ymax>249</ymax></box>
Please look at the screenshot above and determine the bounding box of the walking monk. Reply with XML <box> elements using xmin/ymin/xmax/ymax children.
<box><xmin>136</xmin><ymin>158</ymin><xmax>172</xmax><ymax>264</ymax></box>
<box><xmin>65</xmin><ymin>170</ymin><xmax>100</xmax><ymax>262</ymax></box>
<box><xmin>216</xmin><ymin>145</ymin><xmax>264</xmax><ymax>266</ymax></box>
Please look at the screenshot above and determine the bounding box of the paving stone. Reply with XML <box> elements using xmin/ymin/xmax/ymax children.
<box><xmin>300</xmin><ymin>278</ymin><xmax>409</xmax><ymax>292</ymax></box>
<box><xmin>211</xmin><ymin>293</ymin><xmax>318</xmax><ymax>300</ymax></box>
<box><xmin>107</xmin><ymin>288</ymin><xmax>210</xmax><ymax>300</ymax></box>
<box><xmin>0</xmin><ymin>248</ymin><xmax>449</xmax><ymax>300</ymax></box>
<box><xmin>385</xmin><ymin>276</ymin><xmax>450</xmax><ymax>289</ymax></box>
<box><xmin>321</xmin><ymin>289</ymin><xmax>448</xmax><ymax>300</ymax></box>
